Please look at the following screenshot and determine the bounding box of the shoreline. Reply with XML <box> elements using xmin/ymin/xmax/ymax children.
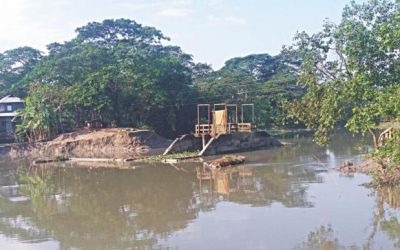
<box><xmin>338</xmin><ymin>157</ymin><xmax>400</xmax><ymax>187</ymax></box>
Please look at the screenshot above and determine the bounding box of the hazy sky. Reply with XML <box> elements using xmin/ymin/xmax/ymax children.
<box><xmin>0</xmin><ymin>0</ymin><xmax>362</xmax><ymax>69</ymax></box>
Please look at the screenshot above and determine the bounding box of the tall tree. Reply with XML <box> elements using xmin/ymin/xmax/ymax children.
<box><xmin>284</xmin><ymin>0</ymin><xmax>400</xmax><ymax>145</ymax></box>
<box><xmin>24</xmin><ymin>19</ymin><xmax>198</xmax><ymax>138</ymax></box>
<box><xmin>0</xmin><ymin>47</ymin><xmax>42</xmax><ymax>96</ymax></box>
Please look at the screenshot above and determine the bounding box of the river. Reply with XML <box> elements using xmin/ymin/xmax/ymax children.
<box><xmin>0</xmin><ymin>132</ymin><xmax>399</xmax><ymax>249</ymax></box>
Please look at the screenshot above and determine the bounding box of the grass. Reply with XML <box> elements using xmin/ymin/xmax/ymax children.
<box><xmin>137</xmin><ymin>151</ymin><xmax>200</xmax><ymax>163</ymax></box>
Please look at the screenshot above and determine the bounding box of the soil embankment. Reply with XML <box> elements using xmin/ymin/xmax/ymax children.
<box><xmin>338</xmin><ymin>158</ymin><xmax>400</xmax><ymax>186</ymax></box>
<box><xmin>2</xmin><ymin>128</ymin><xmax>171</xmax><ymax>160</ymax></box>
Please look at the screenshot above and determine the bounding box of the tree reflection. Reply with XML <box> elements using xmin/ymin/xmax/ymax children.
<box><xmin>294</xmin><ymin>225</ymin><xmax>343</xmax><ymax>250</ymax></box>
<box><xmin>374</xmin><ymin>187</ymin><xmax>400</xmax><ymax>249</ymax></box>
<box><xmin>0</xmin><ymin>132</ymin><xmax>383</xmax><ymax>248</ymax></box>
<box><xmin>195</xmin><ymin>163</ymin><xmax>320</xmax><ymax>208</ymax></box>
<box><xmin>0</xmin><ymin>165</ymin><xmax>197</xmax><ymax>249</ymax></box>
<box><xmin>0</xmin><ymin>158</ymin><xmax>322</xmax><ymax>249</ymax></box>
<box><xmin>294</xmin><ymin>186</ymin><xmax>400</xmax><ymax>250</ymax></box>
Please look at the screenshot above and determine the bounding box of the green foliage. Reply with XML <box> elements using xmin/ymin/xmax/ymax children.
<box><xmin>140</xmin><ymin>151</ymin><xmax>200</xmax><ymax>163</ymax></box>
<box><xmin>375</xmin><ymin>133</ymin><xmax>400</xmax><ymax>162</ymax></box>
<box><xmin>75</xmin><ymin>18</ymin><xmax>167</xmax><ymax>45</ymax></box>
<box><xmin>19</xmin><ymin>19</ymin><xmax>198</xmax><ymax>139</ymax></box>
<box><xmin>369</xmin><ymin>132</ymin><xmax>400</xmax><ymax>186</ymax></box>
<box><xmin>15</xmin><ymin>94</ymin><xmax>53</xmax><ymax>141</ymax></box>
<box><xmin>1</xmin><ymin>18</ymin><xmax>308</xmax><ymax>140</ymax></box>
<box><xmin>381</xmin><ymin>217</ymin><xmax>400</xmax><ymax>248</ymax></box>
<box><xmin>284</xmin><ymin>0</ymin><xmax>400</xmax><ymax>145</ymax></box>
<box><xmin>15</xmin><ymin>83</ymin><xmax>70</xmax><ymax>141</ymax></box>
<box><xmin>0</xmin><ymin>47</ymin><xmax>42</xmax><ymax>96</ymax></box>
<box><xmin>294</xmin><ymin>225</ymin><xmax>343</xmax><ymax>250</ymax></box>
<box><xmin>194</xmin><ymin>53</ymin><xmax>303</xmax><ymax>129</ymax></box>
<box><xmin>16</xmin><ymin>166</ymin><xmax>56</xmax><ymax>208</ymax></box>
<box><xmin>282</xmin><ymin>0</ymin><xmax>400</xmax><ymax>185</ymax></box>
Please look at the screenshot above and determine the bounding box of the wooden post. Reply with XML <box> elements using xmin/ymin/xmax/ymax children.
<box><xmin>208</xmin><ymin>105</ymin><xmax>210</xmax><ymax>135</ymax></box>
<box><xmin>197</xmin><ymin>104</ymin><xmax>200</xmax><ymax>134</ymax></box>
<box><xmin>197</xmin><ymin>104</ymin><xmax>211</xmax><ymax>136</ymax></box>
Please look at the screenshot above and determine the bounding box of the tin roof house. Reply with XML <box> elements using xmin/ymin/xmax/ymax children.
<box><xmin>0</xmin><ymin>95</ymin><xmax>24</xmax><ymax>143</ymax></box>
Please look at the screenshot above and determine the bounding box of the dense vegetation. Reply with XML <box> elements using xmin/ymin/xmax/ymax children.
<box><xmin>194</xmin><ymin>54</ymin><xmax>303</xmax><ymax>128</ymax></box>
<box><xmin>5</xmin><ymin>19</ymin><xmax>200</xmax><ymax>140</ymax></box>
<box><xmin>285</xmin><ymin>0</ymin><xmax>400</xmax><ymax>145</ymax></box>
<box><xmin>0</xmin><ymin>19</ymin><xmax>300</xmax><ymax>141</ymax></box>
<box><xmin>284</xmin><ymin>0</ymin><xmax>400</xmax><ymax>185</ymax></box>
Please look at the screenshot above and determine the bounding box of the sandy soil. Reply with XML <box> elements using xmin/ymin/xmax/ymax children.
<box><xmin>5</xmin><ymin>128</ymin><xmax>172</xmax><ymax>160</ymax></box>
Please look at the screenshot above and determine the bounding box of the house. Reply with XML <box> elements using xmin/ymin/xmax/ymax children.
<box><xmin>0</xmin><ymin>95</ymin><xmax>24</xmax><ymax>143</ymax></box>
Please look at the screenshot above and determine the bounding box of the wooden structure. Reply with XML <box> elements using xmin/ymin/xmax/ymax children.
<box><xmin>195</xmin><ymin>103</ymin><xmax>256</xmax><ymax>137</ymax></box>
<box><xmin>378</xmin><ymin>127</ymin><xmax>395</xmax><ymax>148</ymax></box>
<box><xmin>196</xmin><ymin>166</ymin><xmax>256</xmax><ymax>197</ymax></box>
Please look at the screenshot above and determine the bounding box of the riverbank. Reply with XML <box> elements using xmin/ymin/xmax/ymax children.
<box><xmin>0</xmin><ymin>128</ymin><xmax>172</xmax><ymax>161</ymax></box>
<box><xmin>338</xmin><ymin>157</ymin><xmax>400</xmax><ymax>187</ymax></box>
<box><xmin>0</xmin><ymin>128</ymin><xmax>282</xmax><ymax>164</ymax></box>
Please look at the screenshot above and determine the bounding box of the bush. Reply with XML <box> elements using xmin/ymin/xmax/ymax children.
<box><xmin>372</xmin><ymin>133</ymin><xmax>400</xmax><ymax>186</ymax></box>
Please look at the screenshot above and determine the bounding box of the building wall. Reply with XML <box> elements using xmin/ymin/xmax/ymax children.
<box><xmin>0</xmin><ymin>101</ymin><xmax>24</xmax><ymax>143</ymax></box>
<box><xmin>0</xmin><ymin>117</ymin><xmax>16</xmax><ymax>143</ymax></box>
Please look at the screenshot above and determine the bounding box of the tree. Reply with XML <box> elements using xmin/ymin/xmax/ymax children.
<box><xmin>284</xmin><ymin>0</ymin><xmax>400</xmax><ymax>145</ymax></box>
<box><xmin>15</xmin><ymin>86</ymin><xmax>58</xmax><ymax>142</ymax></box>
<box><xmin>0</xmin><ymin>47</ymin><xmax>42</xmax><ymax>96</ymax></box>
<box><xmin>192</xmin><ymin>63</ymin><xmax>213</xmax><ymax>79</ymax></box>
<box><xmin>194</xmin><ymin>53</ymin><xmax>303</xmax><ymax>129</ymax></box>
<box><xmin>75</xmin><ymin>18</ymin><xmax>167</xmax><ymax>46</ymax></box>
<box><xmin>23</xmin><ymin>19</ymin><xmax>198</xmax><ymax>139</ymax></box>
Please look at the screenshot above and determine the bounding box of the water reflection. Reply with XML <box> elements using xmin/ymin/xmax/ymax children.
<box><xmin>294</xmin><ymin>225</ymin><xmax>349</xmax><ymax>250</ymax></box>
<box><xmin>196</xmin><ymin>164</ymin><xmax>320</xmax><ymax>208</ymax></box>
<box><xmin>375</xmin><ymin>187</ymin><xmax>400</xmax><ymax>249</ymax></box>
<box><xmin>0</xmin><ymin>132</ymin><xmax>397</xmax><ymax>249</ymax></box>
<box><xmin>294</xmin><ymin>186</ymin><xmax>400</xmax><ymax>250</ymax></box>
<box><xmin>0</xmin><ymin>159</ymin><xmax>322</xmax><ymax>249</ymax></box>
<box><xmin>0</xmin><ymin>165</ymin><xmax>197</xmax><ymax>249</ymax></box>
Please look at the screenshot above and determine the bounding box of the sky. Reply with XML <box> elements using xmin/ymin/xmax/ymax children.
<box><xmin>0</xmin><ymin>0</ymin><xmax>363</xmax><ymax>69</ymax></box>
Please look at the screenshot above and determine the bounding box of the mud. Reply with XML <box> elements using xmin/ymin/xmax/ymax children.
<box><xmin>2</xmin><ymin>128</ymin><xmax>171</xmax><ymax>160</ymax></box>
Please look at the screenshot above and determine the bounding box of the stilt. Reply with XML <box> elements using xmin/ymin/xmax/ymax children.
<box><xmin>202</xmin><ymin>134</ymin><xmax>206</xmax><ymax>149</ymax></box>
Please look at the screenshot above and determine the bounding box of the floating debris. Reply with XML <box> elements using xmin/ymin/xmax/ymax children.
<box><xmin>204</xmin><ymin>155</ymin><xmax>246</xmax><ymax>169</ymax></box>
<box><xmin>337</xmin><ymin>160</ymin><xmax>356</xmax><ymax>173</ymax></box>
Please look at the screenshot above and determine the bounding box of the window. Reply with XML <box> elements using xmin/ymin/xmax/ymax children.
<box><xmin>0</xmin><ymin>105</ymin><xmax>4</xmax><ymax>112</ymax></box>
<box><xmin>6</xmin><ymin>105</ymin><xmax>12</xmax><ymax>112</ymax></box>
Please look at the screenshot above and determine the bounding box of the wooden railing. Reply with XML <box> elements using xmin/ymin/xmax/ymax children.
<box><xmin>195</xmin><ymin>123</ymin><xmax>256</xmax><ymax>136</ymax></box>
<box><xmin>238</xmin><ymin>123</ymin><xmax>255</xmax><ymax>132</ymax></box>
<box><xmin>195</xmin><ymin>124</ymin><xmax>213</xmax><ymax>135</ymax></box>
<box><xmin>227</xmin><ymin>123</ymin><xmax>238</xmax><ymax>133</ymax></box>
<box><xmin>378</xmin><ymin>127</ymin><xmax>394</xmax><ymax>148</ymax></box>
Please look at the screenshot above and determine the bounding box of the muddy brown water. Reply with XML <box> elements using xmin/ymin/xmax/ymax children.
<box><xmin>0</xmin><ymin>132</ymin><xmax>399</xmax><ymax>249</ymax></box>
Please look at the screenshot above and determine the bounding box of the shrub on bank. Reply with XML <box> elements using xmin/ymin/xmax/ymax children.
<box><xmin>372</xmin><ymin>134</ymin><xmax>400</xmax><ymax>186</ymax></box>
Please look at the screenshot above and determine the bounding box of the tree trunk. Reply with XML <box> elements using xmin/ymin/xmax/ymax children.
<box><xmin>368</xmin><ymin>127</ymin><xmax>378</xmax><ymax>149</ymax></box>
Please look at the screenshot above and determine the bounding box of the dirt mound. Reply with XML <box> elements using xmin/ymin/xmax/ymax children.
<box><xmin>337</xmin><ymin>159</ymin><xmax>377</xmax><ymax>174</ymax></box>
<box><xmin>9</xmin><ymin>128</ymin><xmax>172</xmax><ymax>159</ymax></box>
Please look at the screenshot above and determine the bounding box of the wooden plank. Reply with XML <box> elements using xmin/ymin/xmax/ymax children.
<box><xmin>162</xmin><ymin>137</ymin><xmax>180</xmax><ymax>155</ymax></box>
